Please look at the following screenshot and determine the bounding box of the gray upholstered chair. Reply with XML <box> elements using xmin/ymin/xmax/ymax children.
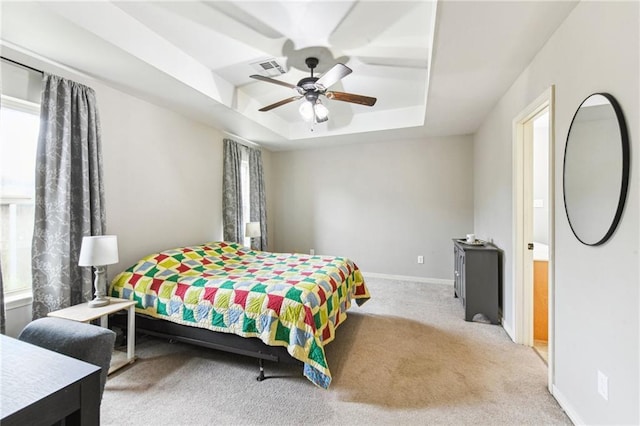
<box><xmin>18</xmin><ymin>317</ymin><xmax>116</xmax><ymax>401</ymax></box>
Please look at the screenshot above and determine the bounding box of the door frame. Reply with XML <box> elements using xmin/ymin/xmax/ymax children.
<box><xmin>512</xmin><ymin>85</ymin><xmax>555</xmax><ymax>391</ymax></box>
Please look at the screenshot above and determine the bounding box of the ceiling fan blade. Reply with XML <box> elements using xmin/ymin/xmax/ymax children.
<box><xmin>250</xmin><ymin>74</ymin><xmax>300</xmax><ymax>91</ymax></box>
<box><xmin>258</xmin><ymin>96</ymin><xmax>302</xmax><ymax>112</ymax></box>
<box><xmin>325</xmin><ymin>91</ymin><xmax>377</xmax><ymax>107</ymax></box>
<box><xmin>315</xmin><ymin>63</ymin><xmax>352</xmax><ymax>90</ymax></box>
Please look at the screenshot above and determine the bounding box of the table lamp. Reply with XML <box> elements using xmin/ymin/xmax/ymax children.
<box><xmin>79</xmin><ymin>235</ymin><xmax>119</xmax><ymax>308</ymax></box>
<box><xmin>245</xmin><ymin>222</ymin><xmax>261</xmax><ymax>239</ymax></box>
<box><xmin>245</xmin><ymin>222</ymin><xmax>261</xmax><ymax>249</ymax></box>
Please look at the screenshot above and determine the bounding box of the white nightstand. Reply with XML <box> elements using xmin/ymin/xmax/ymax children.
<box><xmin>48</xmin><ymin>297</ymin><xmax>137</xmax><ymax>374</ymax></box>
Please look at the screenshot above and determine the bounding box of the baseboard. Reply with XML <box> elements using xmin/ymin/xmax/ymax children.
<box><xmin>552</xmin><ymin>384</ymin><xmax>585</xmax><ymax>425</ymax></box>
<box><xmin>502</xmin><ymin>319</ymin><xmax>515</xmax><ymax>342</ymax></box>
<box><xmin>362</xmin><ymin>272</ymin><xmax>453</xmax><ymax>286</ymax></box>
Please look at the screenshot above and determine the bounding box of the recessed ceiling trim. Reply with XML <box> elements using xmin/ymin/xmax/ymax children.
<box><xmin>42</xmin><ymin>2</ymin><xmax>232</xmax><ymax>105</ymax></box>
<box><xmin>156</xmin><ymin>2</ymin><xmax>284</xmax><ymax>59</ymax></box>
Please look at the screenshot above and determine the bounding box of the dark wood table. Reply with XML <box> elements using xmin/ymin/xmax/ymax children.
<box><xmin>0</xmin><ymin>334</ymin><xmax>101</xmax><ymax>425</ymax></box>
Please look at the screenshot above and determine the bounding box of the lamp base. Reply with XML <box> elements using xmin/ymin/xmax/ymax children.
<box><xmin>88</xmin><ymin>297</ymin><xmax>110</xmax><ymax>308</ymax></box>
<box><xmin>89</xmin><ymin>265</ymin><xmax>110</xmax><ymax>308</ymax></box>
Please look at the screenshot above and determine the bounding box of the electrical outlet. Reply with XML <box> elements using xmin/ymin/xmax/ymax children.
<box><xmin>417</xmin><ymin>255</ymin><xmax>424</xmax><ymax>264</ymax></box>
<box><xmin>310</xmin><ymin>249</ymin><xmax>315</xmax><ymax>256</ymax></box>
<box><xmin>597</xmin><ymin>370</ymin><xmax>609</xmax><ymax>401</ymax></box>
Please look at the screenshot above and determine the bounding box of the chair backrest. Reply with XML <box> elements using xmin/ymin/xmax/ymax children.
<box><xmin>18</xmin><ymin>317</ymin><xmax>116</xmax><ymax>401</ymax></box>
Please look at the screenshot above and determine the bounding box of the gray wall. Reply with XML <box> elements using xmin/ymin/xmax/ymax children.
<box><xmin>270</xmin><ymin>135</ymin><xmax>474</xmax><ymax>280</ymax></box>
<box><xmin>473</xmin><ymin>1</ymin><xmax>638</xmax><ymax>423</ymax></box>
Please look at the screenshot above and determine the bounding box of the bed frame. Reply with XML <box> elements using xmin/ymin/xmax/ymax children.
<box><xmin>111</xmin><ymin>312</ymin><xmax>302</xmax><ymax>381</ymax></box>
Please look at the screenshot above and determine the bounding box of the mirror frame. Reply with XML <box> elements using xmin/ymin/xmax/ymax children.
<box><xmin>563</xmin><ymin>92</ymin><xmax>630</xmax><ymax>246</ymax></box>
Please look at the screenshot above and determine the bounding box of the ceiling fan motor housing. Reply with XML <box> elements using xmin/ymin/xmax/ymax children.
<box><xmin>300</xmin><ymin>58</ymin><xmax>321</xmax><ymax>93</ymax></box>
<box><xmin>304</xmin><ymin>91</ymin><xmax>319</xmax><ymax>103</ymax></box>
<box><xmin>298</xmin><ymin>76</ymin><xmax>320</xmax><ymax>92</ymax></box>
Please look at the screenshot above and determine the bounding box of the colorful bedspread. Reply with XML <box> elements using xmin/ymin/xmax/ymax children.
<box><xmin>109</xmin><ymin>241</ymin><xmax>370</xmax><ymax>388</ymax></box>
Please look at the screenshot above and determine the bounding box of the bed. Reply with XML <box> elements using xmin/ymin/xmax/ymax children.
<box><xmin>108</xmin><ymin>241</ymin><xmax>370</xmax><ymax>388</ymax></box>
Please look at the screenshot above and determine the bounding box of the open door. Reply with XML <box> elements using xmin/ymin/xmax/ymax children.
<box><xmin>512</xmin><ymin>86</ymin><xmax>555</xmax><ymax>392</ymax></box>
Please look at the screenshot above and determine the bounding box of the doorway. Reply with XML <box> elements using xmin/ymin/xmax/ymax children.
<box><xmin>512</xmin><ymin>86</ymin><xmax>555</xmax><ymax>391</ymax></box>
<box><xmin>531</xmin><ymin>111</ymin><xmax>550</xmax><ymax>364</ymax></box>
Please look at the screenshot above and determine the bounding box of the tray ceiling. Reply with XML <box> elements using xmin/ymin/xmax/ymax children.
<box><xmin>0</xmin><ymin>1</ymin><xmax>577</xmax><ymax>150</ymax></box>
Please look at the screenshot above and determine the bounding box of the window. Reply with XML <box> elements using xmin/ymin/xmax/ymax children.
<box><xmin>0</xmin><ymin>96</ymin><xmax>40</xmax><ymax>297</ymax></box>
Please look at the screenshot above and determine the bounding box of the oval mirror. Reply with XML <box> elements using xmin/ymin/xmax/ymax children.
<box><xmin>563</xmin><ymin>93</ymin><xmax>629</xmax><ymax>246</ymax></box>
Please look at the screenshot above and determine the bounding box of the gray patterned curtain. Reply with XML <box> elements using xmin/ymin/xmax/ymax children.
<box><xmin>0</xmin><ymin>260</ymin><xmax>6</xmax><ymax>334</ymax></box>
<box><xmin>31</xmin><ymin>74</ymin><xmax>105</xmax><ymax>319</ymax></box>
<box><xmin>222</xmin><ymin>139</ymin><xmax>244</xmax><ymax>243</ymax></box>
<box><xmin>248</xmin><ymin>148</ymin><xmax>268</xmax><ymax>250</ymax></box>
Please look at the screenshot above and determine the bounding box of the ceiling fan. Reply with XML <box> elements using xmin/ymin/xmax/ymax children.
<box><xmin>250</xmin><ymin>57</ymin><xmax>377</xmax><ymax>124</ymax></box>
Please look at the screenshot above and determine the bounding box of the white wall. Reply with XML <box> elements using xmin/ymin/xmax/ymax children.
<box><xmin>473</xmin><ymin>2</ymin><xmax>638</xmax><ymax>424</ymax></box>
<box><xmin>270</xmin><ymin>135</ymin><xmax>474</xmax><ymax>281</ymax></box>
<box><xmin>2</xmin><ymin>49</ymin><xmax>224</xmax><ymax>335</ymax></box>
<box><xmin>100</xmin><ymin>87</ymin><xmax>224</xmax><ymax>276</ymax></box>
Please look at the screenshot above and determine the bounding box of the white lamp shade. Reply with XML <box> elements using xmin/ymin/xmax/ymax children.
<box><xmin>299</xmin><ymin>101</ymin><xmax>314</xmax><ymax>122</ymax></box>
<box><xmin>314</xmin><ymin>101</ymin><xmax>329</xmax><ymax>122</ymax></box>
<box><xmin>245</xmin><ymin>222</ymin><xmax>261</xmax><ymax>238</ymax></box>
<box><xmin>78</xmin><ymin>235</ymin><xmax>119</xmax><ymax>266</ymax></box>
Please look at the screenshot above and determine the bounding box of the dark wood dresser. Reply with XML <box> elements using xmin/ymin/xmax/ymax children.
<box><xmin>453</xmin><ymin>239</ymin><xmax>500</xmax><ymax>324</ymax></box>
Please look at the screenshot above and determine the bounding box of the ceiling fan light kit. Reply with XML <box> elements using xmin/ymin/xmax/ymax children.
<box><xmin>313</xmin><ymin>101</ymin><xmax>329</xmax><ymax>123</ymax></box>
<box><xmin>298</xmin><ymin>89</ymin><xmax>329</xmax><ymax>123</ymax></box>
<box><xmin>250</xmin><ymin>56</ymin><xmax>377</xmax><ymax>125</ymax></box>
<box><xmin>299</xmin><ymin>100</ymin><xmax>314</xmax><ymax>121</ymax></box>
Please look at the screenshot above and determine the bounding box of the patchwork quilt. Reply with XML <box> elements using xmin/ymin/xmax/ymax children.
<box><xmin>109</xmin><ymin>241</ymin><xmax>370</xmax><ymax>388</ymax></box>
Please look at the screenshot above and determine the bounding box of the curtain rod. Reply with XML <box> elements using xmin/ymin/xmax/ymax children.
<box><xmin>223</xmin><ymin>132</ymin><xmax>261</xmax><ymax>149</ymax></box>
<box><xmin>1</xmin><ymin>56</ymin><xmax>44</xmax><ymax>75</ymax></box>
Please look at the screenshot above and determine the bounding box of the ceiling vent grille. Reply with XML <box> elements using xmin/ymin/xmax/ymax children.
<box><xmin>251</xmin><ymin>59</ymin><xmax>286</xmax><ymax>77</ymax></box>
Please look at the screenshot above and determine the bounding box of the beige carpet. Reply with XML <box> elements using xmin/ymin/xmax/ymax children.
<box><xmin>101</xmin><ymin>278</ymin><xmax>570</xmax><ymax>425</ymax></box>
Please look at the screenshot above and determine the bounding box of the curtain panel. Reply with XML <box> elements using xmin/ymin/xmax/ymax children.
<box><xmin>0</xmin><ymin>261</ymin><xmax>5</xmax><ymax>334</ymax></box>
<box><xmin>222</xmin><ymin>139</ymin><xmax>244</xmax><ymax>243</ymax></box>
<box><xmin>222</xmin><ymin>138</ymin><xmax>268</xmax><ymax>250</ymax></box>
<box><xmin>31</xmin><ymin>74</ymin><xmax>106</xmax><ymax>319</ymax></box>
<box><xmin>248</xmin><ymin>148</ymin><xmax>268</xmax><ymax>250</ymax></box>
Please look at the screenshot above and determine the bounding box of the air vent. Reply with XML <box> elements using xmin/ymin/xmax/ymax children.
<box><xmin>251</xmin><ymin>59</ymin><xmax>286</xmax><ymax>77</ymax></box>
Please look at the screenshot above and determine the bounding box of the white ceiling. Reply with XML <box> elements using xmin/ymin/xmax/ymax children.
<box><xmin>0</xmin><ymin>1</ymin><xmax>577</xmax><ymax>151</ymax></box>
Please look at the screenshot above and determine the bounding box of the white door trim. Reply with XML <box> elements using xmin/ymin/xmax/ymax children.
<box><xmin>512</xmin><ymin>85</ymin><xmax>555</xmax><ymax>392</ymax></box>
